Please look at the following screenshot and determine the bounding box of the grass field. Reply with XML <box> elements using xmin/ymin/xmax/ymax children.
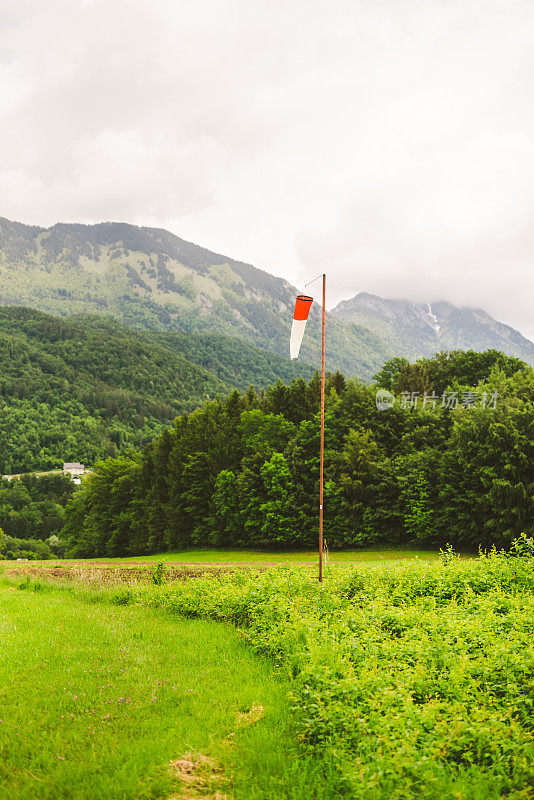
<box><xmin>98</xmin><ymin>548</ymin><xmax>444</xmax><ymax>564</ymax></box>
<box><xmin>3</xmin><ymin>547</ymin><xmax>451</xmax><ymax>568</ymax></box>
<box><xmin>0</xmin><ymin>549</ymin><xmax>453</xmax><ymax>585</ymax></box>
<box><xmin>0</xmin><ymin>582</ymin><xmax>335</xmax><ymax>800</ymax></box>
<box><xmin>3</xmin><ymin>552</ymin><xmax>533</xmax><ymax>799</ymax></box>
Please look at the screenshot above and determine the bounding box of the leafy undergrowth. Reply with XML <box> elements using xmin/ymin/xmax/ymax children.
<box><xmin>4</xmin><ymin>553</ymin><xmax>534</xmax><ymax>799</ymax></box>
<box><xmin>127</xmin><ymin>554</ymin><xmax>534</xmax><ymax>799</ymax></box>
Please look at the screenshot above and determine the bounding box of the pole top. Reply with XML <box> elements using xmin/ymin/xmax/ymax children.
<box><xmin>304</xmin><ymin>273</ymin><xmax>325</xmax><ymax>288</ymax></box>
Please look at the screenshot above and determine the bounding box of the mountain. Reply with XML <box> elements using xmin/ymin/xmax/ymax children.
<box><xmin>0</xmin><ymin>307</ymin><xmax>314</xmax><ymax>474</ymax></box>
<box><xmin>332</xmin><ymin>292</ymin><xmax>534</xmax><ymax>366</ymax></box>
<box><xmin>0</xmin><ymin>217</ymin><xmax>387</xmax><ymax>379</ymax></box>
<box><xmin>1</xmin><ymin>218</ymin><xmax>532</xmax><ymax>376</ymax></box>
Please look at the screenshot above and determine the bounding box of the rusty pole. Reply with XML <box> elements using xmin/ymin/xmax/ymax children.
<box><xmin>318</xmin><ymin>273</ymin><xmax>326</xmax><ymax>583</ymax></box>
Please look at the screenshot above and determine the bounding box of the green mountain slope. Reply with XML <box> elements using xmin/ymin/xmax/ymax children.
<box><xmin>0</xmin><ymin>307</ymin><xmax>314</xmax><ymax>473</ymax></box>
<box><xmin>332</xmin><ymin>293</ymin><xmax>534</xmax><ymax>365</ymax></box>
<box><xmin>2</xmin><ymin>218</ymin><xmax>531</xmax><ymax>377</ymax></box>
<box><xmin>0</xmin><ymin>217</ymin><xmax>387</xmax><ymax>379</ymax></box>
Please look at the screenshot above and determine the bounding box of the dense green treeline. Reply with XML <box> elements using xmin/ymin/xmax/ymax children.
<box><xmin>0</xmin><ymin>307</ymin><xmax>313</xmax><ymax>473</ymax></box>
<box><xmin>0</xmin><ymin>472</ymin><xmax>73</xmax><ymax>557</ymax></box>
<box><xmin>63</xmin><ymin>350</ymin><xmax>534</xmax><ymax>556</ymax></box>
<box><xmin>374</xmin><ymin>349</ymin><xmax>528</xmax><ymax>394</ymax></box>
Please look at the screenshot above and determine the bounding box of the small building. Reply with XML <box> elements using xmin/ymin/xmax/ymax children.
<box><xmin>63</xmin><ymin>462</ymin><xmax>85</xmax><ymax>477</ymax></box>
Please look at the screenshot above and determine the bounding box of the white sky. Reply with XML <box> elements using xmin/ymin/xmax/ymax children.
<box><xmin>1</xmin><ymin>0</ymin><xmax>533</xmax><ymax>340</ymax></box>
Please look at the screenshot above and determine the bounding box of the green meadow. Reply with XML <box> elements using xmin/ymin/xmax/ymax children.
<box><xmin>42</xmin><ymin>547</ymin><xmax>446</xmax><ymax>566</ymax></box>
<box><xmin>2</xmin><ymin>549</ymin><xmax>534</xmax><ymax>799</ymax></box>
<box><xmin>0</xmin><ymin>582</ymin><xmax>334</xmax><ymax>800</ymax></box>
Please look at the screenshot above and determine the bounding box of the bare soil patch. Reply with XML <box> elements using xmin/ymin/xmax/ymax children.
<box><xmin>3</xmin><ymin>562</ymin><xmax>268</xmax><ymax>586</ymax></box>
<box><xmin>169</xmin><ymin>753</ymin><xmax>228</xmax><ymax>799</ymax></box>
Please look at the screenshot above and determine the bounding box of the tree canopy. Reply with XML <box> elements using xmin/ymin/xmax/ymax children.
<box><xmin>0</xmin><ymin>307</ymin><xmax>313</xmax><ymax>473</ymax></box>
<box><xmin>62</xmin><ymin>351</ymin><xmax>534</xmax><ymax>556</ymax></box>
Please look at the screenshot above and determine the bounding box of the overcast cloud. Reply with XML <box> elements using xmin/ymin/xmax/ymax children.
<box><xmin>1</xmin><ymin>0</ymin><xmax>533</xmax><ymax>340</ymax></box>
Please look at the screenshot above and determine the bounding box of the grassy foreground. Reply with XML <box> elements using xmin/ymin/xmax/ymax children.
<box><xmin>3</xmin><ymin>553</ymin><xmax>534</xmax><ymax>799</ymax></box>
<box><xmin>0</xmin><ymin>583</ymin><xmax>335</xmax><ymax>800</ymax></box>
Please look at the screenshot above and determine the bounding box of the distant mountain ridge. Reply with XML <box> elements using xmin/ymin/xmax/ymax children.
<box><xmin>1</xmin><ymin>217</ymin><xmax>532</xmax><ymax>376</ymax></box>
<box><xmin>332</xmin><ymin>292</ymin><xmax>534</xmax><ymax>366</ymax></box>
<box><xmin>0</xmin><ymin>217</ymin><xmax>387</xmax><ymax>379</ymax></box>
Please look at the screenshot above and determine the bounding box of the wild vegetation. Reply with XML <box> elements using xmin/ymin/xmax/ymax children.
<box><xmin>136</xmin><ymin>549</ymin><xmax>534</xmax><ymax>799</ymax></box>
<box><xmin>0</xmin><ymin>307</ymin><xmax>313</xmax><ymax>473</ymax></box>
<box><xmin>62</xmin><ymin>350</ymin><xmax>533</xmax><ymax>557</ymax></box>
<box><xmin>4</xmin><ymin>545</ymin><xmax>534</xmax><ymax>799</ymax></box>
<box><xmin>0</xmin><ymin>472</ymin><xmax>72</xmax><ymax>558</ymax></box>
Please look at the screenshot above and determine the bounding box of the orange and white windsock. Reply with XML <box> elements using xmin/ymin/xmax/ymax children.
<box><xmin>290</xmin><ymin>294</ymin><xmax>313</xmax><ymax>359</ymax></box>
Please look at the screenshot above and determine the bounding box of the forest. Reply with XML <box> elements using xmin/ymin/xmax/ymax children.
<box><xmin>0</xmin><ymin>472</ymin><xmax>72</xmax><ymax>558</ymax></box>
<box><xmin>0</xmin><ymin>307</ymin><xmax>313</xmax><ymax>473</ymax></box>
<box><xmin>61</xmin><ymin>349</ymin><xmax>534</xmax><ymax>557</ymax></box>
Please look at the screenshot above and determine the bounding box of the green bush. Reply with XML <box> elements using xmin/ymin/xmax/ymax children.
<box><xmin>125</xmin><ymin>556</ymin><xmax>534</xmax><ymax>799</ymax></box>
<box><xmin>151</xmin><ymin>562</ymin><xmax>167</xmax><ymax>586</ymax></box>
<box><xmin>509</xmin><ymin>532</ymin><xmax>534</xmax><ymax>558</ymax></box>
<box><xmin>17</xmin><ymin>550</ymin><xmax>36</xmax><ymax>560</ymax></box>
<box><xmin>1</xmin><ymin>536</ymin><xmax>52</xmax><ymax>560</ymax></box>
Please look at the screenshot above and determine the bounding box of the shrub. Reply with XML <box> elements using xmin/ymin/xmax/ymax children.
<box><xmin>17</xmin><ymin>550</ymin><xmax>36</xmax><ymax>560</ymax></box>
<box><xmin>509</xmin><ymin>532</ymin><xmax>534</xmax><ymax>558</ymax></box>
<box><xmin>438</xmin><ymin>542</ymin><xmax>458</xmax><ymax>564</ymax></box>
<box><xmin>2</xmin><ymin>536</ymin><xmax>52</xmax><ymax>560</ymax></box>
<box><xmin>46</xmin><ymin>534</ymin><xmax>67</xmax><ymax>558</ymax></box>
<box><xmin>127</xmin><ymin>557</ymin><xmax>534</xmax><ymax>798</ymax></box>
<box><xmin>151</xmin><ymin>562</ymin><xmax>167</xmax><ymax>586</ymax></box>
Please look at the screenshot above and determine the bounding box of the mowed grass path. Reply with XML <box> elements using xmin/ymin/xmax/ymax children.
<box><xmin>0</xmin><ymin>585</ymin><xmax>333</xmax><ymax>800</ymax></box>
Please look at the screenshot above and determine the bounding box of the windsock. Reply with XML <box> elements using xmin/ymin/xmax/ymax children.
<box><xmin>290</xmin><ymin>294</ymin><xmax>313</xmax><ymax>359</ymax></box>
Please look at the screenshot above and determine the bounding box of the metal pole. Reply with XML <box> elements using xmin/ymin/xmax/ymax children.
<box><xmin>319</xmin><ymin>273</ymin><xmax>326</xmax><ymax>582</ymax></box>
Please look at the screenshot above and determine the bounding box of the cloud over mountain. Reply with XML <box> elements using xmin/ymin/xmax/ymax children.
<box><xmin>1</xmin><ymin>1</ymin><xmax>533</xmax><ymax>339</ymax></box>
